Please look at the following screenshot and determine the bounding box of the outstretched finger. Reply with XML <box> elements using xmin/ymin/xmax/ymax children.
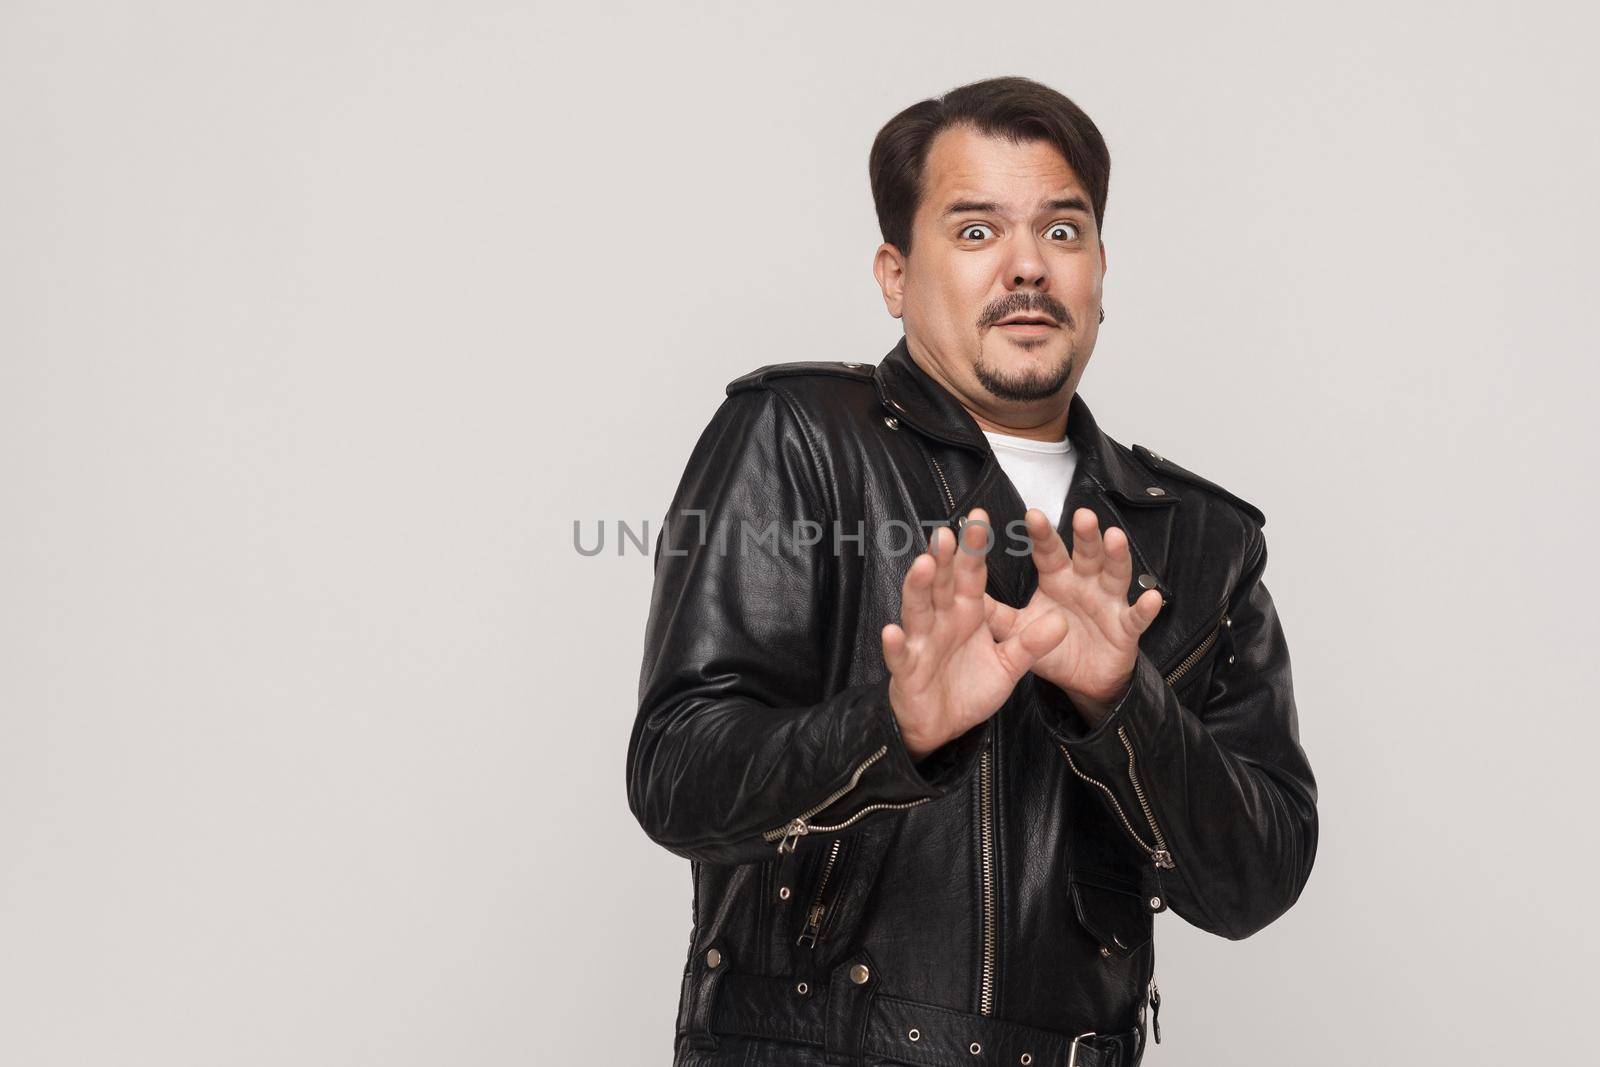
<box><xmin>1025</xmin><ymin>508</ymin><xmax>1073</xmax><ymax>582</ymax></box>
<box><xmin>954</xmin><ymin>509</ymin><xmax>991</xmax><ymax>601</ymax></box>
<box><xmin>881</xmin><ymin>622</ymin><xmax>910</xmax><ymax>676</ymax></box>
<box><xmin>930</xmin><ymin>523</ymin><xmax>958</xmax><ymax>611</ymax></box>
<box><xmin>1069</xmin><ymin>507</ymin><xmax>1105</xmax><ymax>577</ymax></box>
<box><xmin>1102</xmin><ymin>525</ymin><xmax>1135</xmax><ymax>595</ymax></box>
<box><xmin>899</xmin><ymin>549</ymin><xmax>936</xmax><ymax>635</ymax></box>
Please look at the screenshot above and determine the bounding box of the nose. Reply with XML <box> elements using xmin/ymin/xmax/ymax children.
<box><xmin>1003</xmin><ymin>231</ymin><xmax>1049</xmax><ymax>291</ymax></box>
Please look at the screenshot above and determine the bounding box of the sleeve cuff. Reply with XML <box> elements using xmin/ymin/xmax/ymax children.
<box><xmin>1035</xmin><ymin>648</ymin><xmax>1168</xmax><ymax>755</ymax></box>
<box><xmin>801</xmin><ymin>675</ymin><xmax>986</xmax><ymax>829</ymax></box>
<box><xmin>873</xmin><ymin>673</ymin><xmax>989</xmax><ymax>797</ymax></box>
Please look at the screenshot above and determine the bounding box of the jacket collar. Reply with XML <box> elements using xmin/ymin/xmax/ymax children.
<box><xmin>871</xmin><ymin>333</ymin><xmax>1177</xmax><ymax>509</ymax></box>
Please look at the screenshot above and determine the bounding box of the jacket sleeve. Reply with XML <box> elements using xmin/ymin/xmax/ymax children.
<box><xmin>626</xmin><ymin>385</ymin><xmax>971</xmax><ymax>867</ymax></box>
<box><xmin>1033</xmin><ymin>519</ymin><xmax>1319</xmax><ymax>940</ymax></box>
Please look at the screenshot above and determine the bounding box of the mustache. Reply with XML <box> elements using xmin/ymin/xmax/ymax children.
<box><xmin>979</xmin><ymin>293</ymin><xmax>1073</xmax><ymax>329</ymax></box>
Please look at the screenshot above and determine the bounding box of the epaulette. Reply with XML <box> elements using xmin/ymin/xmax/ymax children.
<box><xmin>1130</xmin><ymin>443</ymin><xmax>1267</xmax><ymax>528</ymax></box>
<box><xmin>725</xmin><ymin>360</ymin><xmax>876</xmax><ymax>396</ymax></box>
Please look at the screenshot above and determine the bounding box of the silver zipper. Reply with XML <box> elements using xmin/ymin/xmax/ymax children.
<box><xmin>1055</xmin><ymin>612</ymin><xmax>1228</xmax><ymax>870</ymax></box>
<box><xmin>927</xmin><ymin>452</ymin><xmax>998</xmax><ymax>1016</ymax></box>
<box><xmin>977</xmin><ymin>743</ymin><xmax>997</xmax><ymax>1015</ymax></box>
<box><xmin>1059</xmin><ymin>732</ymin><xmax>1173</xmax><ymax>869</ymax></box>
<box><xmin>762</xmin><ymin>744</ymin><xmax>934</xmax><ymax>854</ymax></box>
<box><xmin>1165</xmin><ymin>612</ymin><xmax>1227</xmax><ymax>688</ymax></box>
<box><xmin>927</xmin><ymin>451</ymin><xmax>956</xmax><ymax>515</ymax></box>
<box><xmin>1121</xmin><ymin>722</ymin><xmax>1169</xmax><ymax>865</ymax></box>
<box><xmin>795</xmin><ymin>838</ymin><xmax>843</xmax><ymax>948</ymax></box>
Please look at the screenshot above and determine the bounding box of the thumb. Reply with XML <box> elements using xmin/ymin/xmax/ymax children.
<box><xmin>984</xmin><ymin>594</ymin><xmax>1020</xmax><ymax>642</ymax></box>
<box><xmin>1124</xmin><ymin>588</ymin><xmax>1165</xmax><ymax>639</ymax></box>
<box><xmin>998</xmin><ymin>608</ymin><xmax>1069</xmax><ymax>678</ymax></box>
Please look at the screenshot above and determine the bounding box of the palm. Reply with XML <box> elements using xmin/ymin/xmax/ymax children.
<box><xmin>883</xmin><ymin>509</ymin><xmax>1068</xmax><ymax>760</ymax></box>
<box><xmin>986</xmin><ymin>507</ymin><xmax>1164</xmax><ymax>708</ymax></box>
<box><xmin>896</xmin><ymin>583</ymin><xmax>1039</xmax><ymax>726</ymax></box>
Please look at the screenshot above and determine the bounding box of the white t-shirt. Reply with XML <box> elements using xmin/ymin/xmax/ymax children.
<box><xmin>980</xmin><ymin>429</ymin><xmax>1078</xmax><ymax>529</ymax></box>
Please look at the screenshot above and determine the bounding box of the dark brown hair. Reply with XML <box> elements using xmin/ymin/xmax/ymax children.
<box><xmin>868</xmin><ymin>76</ymin><xmax>1111</xmax><ymax>257</ymax></box>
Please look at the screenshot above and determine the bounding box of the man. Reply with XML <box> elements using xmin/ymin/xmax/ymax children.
<box><xmin>627</xmin><ymin>76</ymin><xmax>1318</xmax><ymax>1067</ymax></box>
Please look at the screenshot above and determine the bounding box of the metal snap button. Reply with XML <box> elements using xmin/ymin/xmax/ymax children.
<box><xmin>705</xmin><ymin>948</ymin><xmax>721</xmax><ymax>968</ymax></box>
<box><xmin>883</xmin><ymin>415</ymin><xmax>899</xmax><ymax>430</ymax></box>
<box><xmin>1149</xmin><ymin>896</ymin><xmax>1162</xmax><ymax>910</ymax></box>
<box><xmin>1144</xmin><ymin>486</ymin><xmax>1166</xmax><ymax>496</ymax></box>
<box><xmin>908</xmin><ymin>1028</ymin><xmax>920</xmax><ymax>1042</ymax></box>
<box><xmin>796</xmin><ymin>981</ymin><xmax>808</xmax><ymax>995</ymax></box>
<box><xmin>778</xmin><ymin>886</ymin><xmax>790</xmax><ymax>900</ymax></box>
<box><xmin>849</xmin><ymin>962</ymin><xmax>871</xmax><ymax>985</ymax></box>
<box><xmin>1137</xmin><ymin>573</ymin><xmax>1157</xmax><ymax>590</ymax></box>
<box><xmin>1021</xmin><ymin>1055</ymin><xmax>1033</xmax><ymax>1065</ymax></box>
<box><xmin>970</xmin><ymin>1042</ymin><xmax>982</xmax><ymax>1055</ymax></box>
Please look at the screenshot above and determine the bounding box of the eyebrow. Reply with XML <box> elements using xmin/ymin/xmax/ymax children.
<box><xmin>942</xmin><ymin>196</ymin><xmax>1092</xmax><ymax>217</ymax></box>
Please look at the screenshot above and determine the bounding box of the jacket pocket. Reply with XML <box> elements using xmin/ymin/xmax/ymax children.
<box><xmin>1068</xmin><ymin>867</ymin><xmax>1154</xmax><ymax>960</ymax></box>
<box><xmin>793</xmin><ymin>837</ymin><xmax>850</xmax><ymax>950</ymax></box>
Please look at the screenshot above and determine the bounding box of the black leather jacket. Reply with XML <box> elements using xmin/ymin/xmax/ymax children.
<box><xmin>627</xmin><ymin>336</ymin><xmax>1318</xmax><ymax>1066</ymax></box>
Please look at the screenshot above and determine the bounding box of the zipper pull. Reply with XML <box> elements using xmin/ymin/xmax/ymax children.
<box><xmin>1151</xmin><ymin>849</ymin><xmax>1175</xmax><ymax>870</ymax></box>
<box><xmin>795</xmin><ymin>902</ymin><xmax>826</xmax><ymax>947</ymax></box>
<box><xmin>776</xmin><ymin>817</ymin><xmax>810</xmax><ymax>855</ymax></box>
<box><xmin>1148</xmin><ymin>979</ymin><xmax>1162</xmax><ymax>1044</ymax></box>
<box><xmin>774</xmin><ymin>846</ymin><xmax>801</xmax><ymax>903</ymax></box>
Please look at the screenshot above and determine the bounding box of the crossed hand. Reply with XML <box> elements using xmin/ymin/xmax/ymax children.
<box><xmin>882</xmin><ymin>506</ymin><xmax>1165</xmax><ymax>761</ymax></box>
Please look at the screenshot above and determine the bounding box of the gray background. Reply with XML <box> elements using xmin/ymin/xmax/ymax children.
<box><xmin>3</xmin><ymin>2</ymin><xmax>1595</xmax><ymax>1064</ymax></box>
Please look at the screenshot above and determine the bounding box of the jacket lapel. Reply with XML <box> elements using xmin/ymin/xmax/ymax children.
<box><xmin>871</xmin><ymin>335</ymin><xmax>1183</xmax><ymax>612</ymax></box>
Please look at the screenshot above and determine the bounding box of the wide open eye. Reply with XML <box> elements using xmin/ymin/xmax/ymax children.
<box><xmin>959</xmin><ymin>223</ymin><xmax>995</xmax><ymax>241</ymax></box>
<box><xmin>1046</xmin><ymin>221</ymin><xmax>1082</xmax><ymax>241</ymax></box>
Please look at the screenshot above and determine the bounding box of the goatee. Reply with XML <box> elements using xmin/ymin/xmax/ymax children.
<box><xmin>973</xmin><ymin>353</ymin><xmax>1075</xmax><ymax>402</ymax></box>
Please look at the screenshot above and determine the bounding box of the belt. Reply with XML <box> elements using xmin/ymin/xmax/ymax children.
<box><xmin>707</xmin><ymin>959</ymin><xmax>1142</xmax><ymax>1067</ymax></box>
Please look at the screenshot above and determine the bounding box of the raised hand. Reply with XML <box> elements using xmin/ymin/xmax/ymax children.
<box><xmin>882</xmin><ymin>508</ymin><xmax>1069</xmax><ymax>761</ymax></box>
<box><xmin>984</xmin><ymin>507</ymin><xmax>1165</xmax><ymax>727</ymax></box>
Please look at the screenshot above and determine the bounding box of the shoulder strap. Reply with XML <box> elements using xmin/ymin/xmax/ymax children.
<box><xmin>726</xmin><ymin>360</ymin><xmax>876</xmax><ymax>395</ymax></box>
<box><xmin>1130</xmin><ymin>443</ymin><xmax>1267</xmax><ymax>527</ymax></box>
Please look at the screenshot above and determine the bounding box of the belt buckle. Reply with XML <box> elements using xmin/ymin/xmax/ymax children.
<box><xmin>1068</xmin><ymin>1031</ymin><xmax>1097</xmax><ymax>1067</ymax></box>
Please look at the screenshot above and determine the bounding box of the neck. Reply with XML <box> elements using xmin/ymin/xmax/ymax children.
<box><xmin>904</xmin><ymin>337</ymin><xmax>1072</xmax><ymax>442</ymax></box>
<box><xmin>970</xmin><ymin>406</ymin><xmax>1070</xmax><ymax>442</ymax></box>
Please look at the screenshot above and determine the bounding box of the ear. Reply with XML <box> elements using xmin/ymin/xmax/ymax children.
<box><xmin>1099</xmin><ymin>239</ymin><xmax>1108</xmax><ymax>279</ymax></box>
<box><xmin>872</xmin><ymin>242</ymin><xmax>907</xmax><ymax>319</ymax></box>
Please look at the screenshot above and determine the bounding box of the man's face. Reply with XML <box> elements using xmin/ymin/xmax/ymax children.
<box><xmin>875</xmin><ymin>124</ymin><xmax>1106</xmax><ymax>415</ymax></box>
